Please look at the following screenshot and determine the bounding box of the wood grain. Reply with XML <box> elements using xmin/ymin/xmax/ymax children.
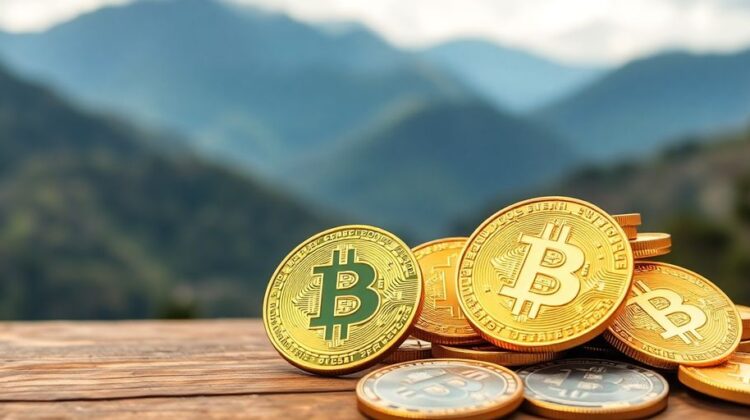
<box><xmin>0</xmin><ymin>319</ymin><xmax>746</xmax><ymax>418</ymax></box>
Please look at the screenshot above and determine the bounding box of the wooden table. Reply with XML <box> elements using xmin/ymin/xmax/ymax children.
<box><xmin>0</xmin><ymin>319</ymin><xmax>747</xmax><ymax>418</ymax></box>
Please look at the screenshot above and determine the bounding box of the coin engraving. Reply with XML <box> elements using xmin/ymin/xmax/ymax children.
<box><xmin>605</xmin><ymin>262</ymin><xmax>741</xmax><ymax>368</ymax></box>
<box><xmin>309</xmin><ymin>249</ymin><xmax>379</xmax><ymax>341</ymax></box>
<box><xmin>629</xmin><ymin>280</ymin><xmax>706</xmax><ymax>344</ymax></box>
<box><xmin>518</xmin><ymin>358</ymin><xmax>668</xmax><ymax>417</ymax></box>
<box><xmin>263</xmin><ymin>225</ymin><xmax>422</xmax><ymax>375</ymax></box>
<box><xmin>458</xmin><ymin>197</ymin><xmax>633</xmax><ymax>352</ymax></box>
<box><xmin>412</xmin><ymin>238</ymin><xmax>481</xmax><ymax>344</ymax></box>
<box><xmin>500</xmin><ymin>223</ymin><xmax>584</xmax><ymax>318</ymax></box>
<box><xmin>357</xmin><ymin>359</ymin><xmax>524</xmax><ymax>419</ymax></box>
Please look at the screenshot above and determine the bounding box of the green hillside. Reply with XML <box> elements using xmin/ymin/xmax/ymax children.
<box><xmin>290</xmin><ymin>100</ymin><xmax>575</xmax><ymax>240</ymax></box>
<box><xmin>536</xmin><ymin>49</ymin><xmax>750</xmax><ymax>160</ymax></box>
<box><xmin>0</xmin><ymin>64</ymin><xmax>332</xmax><ymax>319</ymax></box>
<box><xmin>458</xmin><ymin>127</ymin><xmax>750</xmax><ymax>304</ymax></box>
<box><xmin>0</xmin><ymin>0</ymin><xmax>467</xmax><ymax>174</ymax></box>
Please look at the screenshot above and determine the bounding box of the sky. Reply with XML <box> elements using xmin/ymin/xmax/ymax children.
<box><xmin>1</xmin><ymin>0</ymin><xmax>750</xmax><ymax>64</ymax></box>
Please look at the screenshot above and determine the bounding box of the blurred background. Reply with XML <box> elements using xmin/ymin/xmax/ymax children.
<box><xmin>0</xmin><ymin>0</ymin><xmax>748</xmax><ymax>319</ymax></box>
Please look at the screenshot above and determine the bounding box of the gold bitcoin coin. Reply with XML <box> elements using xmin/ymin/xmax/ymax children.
<box><xmin>613</xmin><ymin>213</ymin><xmax>642</xmax><ymax>227</ymax></box>
<box><xmin>383</xmin><ymin>338</ymin><xmax>432</xmax><ymax>364</ymax></box>
<box><xmin>629</xmin><ymin>233</ymin><xmax>671</xmax><ymax>254</ymax></box>
<box><xmin>519</xmin><ymin>359</ymin><xmax>669</xmax><ymax>419</ymax></box>
<box><xmin>622</xmin><ymin>226</ymin><xmax>638</xmax><ymax>240</ymax></box>
<box><xmin>678</xmin><ymin>353</ymin><xmax>750</xmax><ymax>405</ymax></box>
<box><xmin>411</xmin><ymin>238</ymin><xmax>482</xmax><ymax>345</ymax></box>
<box><xmin>263</xmin><ymin>225</ymin><xmax>423</xmax><ymax>375</ymax></box>
<box><xmin>737</xmin><ymin>305</ymin><xmax>750</xmax><ymax>340</ymax></box>
<box><xmin>457</xmin><ymin>197</ymin><xmax>633</xmax><ymax>352</ymax></box>
<box><xmin>633</xmin><ymin>246</ymin><xmax>671</xmax><ymax>260</ymax></box>
<box><xmin>356</xmin><ymin>359</ymin><xmax>524</xmax><ymax>419</ymax></box>
<box><xmin>605</xmin><ymin>261</ymin><xmax>741</xmax><ymax>369</ymax></box>
<box><xmin>431</xmin><ymin>343</ymin><xmax>562</xmax><ymax>367</ymax></box>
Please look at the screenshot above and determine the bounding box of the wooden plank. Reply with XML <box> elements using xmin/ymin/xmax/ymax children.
<box><xmin>0</xmin><ymin>319</ymin><xmax>747</xmax><ymax>418</ymax></box>
<box><xmin>0</xmin><ymin>320</ymin><xmax>361</xmax><ymax>401</ymax></box>
<box><xmin>0</xmin><ymin>386</ymin><xmax>748</xmax><ymax>419</ymax></box>
<box><xmin>0</xmin><ymin>392</ymin><xmax>364</xmax><ymax>420</ymax></box>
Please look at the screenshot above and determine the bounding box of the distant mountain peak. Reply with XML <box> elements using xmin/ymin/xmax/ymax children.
<box><xmin>537</xmin><ymin>47</ymin><xmax>750</xmax><ymax>160</ymax></box>
<box><xmin>419</xmin><ymin>38</ymin><xmax>604</xmax><ymax>111</ymax></box>
<box><xmin>285</xmin><ymin>100</ymin><xmax>575</xmax><ymax>239</ymax></box>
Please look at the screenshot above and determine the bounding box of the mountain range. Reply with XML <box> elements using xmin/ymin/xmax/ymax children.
<box><xmin>0</xmin><ymin>0</ymin><xmax>467</xmax><ymax>173</ymax></box>
<box><xmin>538</xmin><ymin>49</ymin><xmax>750</xmax><ymax>160</ymax></box>
<box><xmin>0</xmin><ymin>63</ymin><xmax>332</xmax><ymax>319</ymax></box>
<box><xmin>2</xmin><ymin>0</ymin><xmax>750</xmax><ymax>236</ymax></box>
<box><xmin>287</xmin><ymin>100</ymin><xmax>574</xmax><ymax>238</ymax></box>
<box><xmin>419</xmin><ymin>39</ymin><xmax>603</xmax><ymax>111</ymax></box>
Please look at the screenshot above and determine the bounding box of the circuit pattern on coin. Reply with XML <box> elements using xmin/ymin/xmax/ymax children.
<box><xmin>263</xmin><ymin>225</ymin><xmax>422</xmax><ymax>375</ymax></box>
<box><xmin>357</xmin><ymin>359</ymin><xmax>523</xmax><ymax>419</ymax></box>
<box><xmin>457</xmin><ymin>197</ymin><xmax>633</xmax><ymax>352</ymax></box>
<box><xmin>518</xmin><ymin>358</ymin><xmax>669</xmax><ymax>417</ymax></box>
<box><xmin>605</xmin><ymin>261</ymin><xmax>741</xmax><ymax>369</ymax></box>
<box><xmin>412</xmin><ymin>238</ymin><xmax>482</xmax><ymax>344</ymax></box>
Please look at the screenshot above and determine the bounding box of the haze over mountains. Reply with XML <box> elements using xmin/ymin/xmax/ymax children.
<box><xmin>419</xmin><ymin>39</ymin><xmax>604</xmax><ymax>111</ymax></box>
<box><xmin>538</xmin><ymin>49</ymin><xmax>750</xmax><ymax>160</ymax></box>
<box><xmin>1</xmin><ymin>0</ymin><xmax>750</xmax><ymax>318</ymax></box>
<box><xmin>0</xmin><ymin>63</ymin><xmax>331</xmax><ymax>319</ymax></box>
<box><xmin>0</xmin><ymin>0</ymin><xmax>467</xmax><ymax>173</ymax></box>
<box><xmin>289</xmin><ymin>101</ymin><xmax>573</xmax><ymax>237</ymax></box>
<box><xmin>0</xmin><ymin>0</ymin><xmax>590</xmax><ymax>236</ymax></box>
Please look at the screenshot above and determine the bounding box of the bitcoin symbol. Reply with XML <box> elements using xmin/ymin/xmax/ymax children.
<box><xmin>499</xmin><ymin>223</ymin><xmax>584</xmax><ymax>318</ymax></box>
<box><xmin>396</xmin><ymin>368</ymin><xmax>486</xmax><ymax>400</ymax></box>
<box><xmin>309</xmin><ymin>249</ymin><xmax>379</xmax><ymax>341</ymax></box>
<box><xmin>628</xmin><ymin>281</ymin><xmax>707</xmax><ymax>344</ymax></box>
<box><xmin>432</xmin><ymin>254</ymin><xmax>463</xmax><ymax>318</ymax></box>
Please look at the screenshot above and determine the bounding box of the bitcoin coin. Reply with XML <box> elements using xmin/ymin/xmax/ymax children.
<box><xmin>633</xmin><ymin>246</ymin><xmax>671</xmax><ymax>260</ymax></box>
<box><xmin>604</xmin><ymin>262</ymin><xmax>741</xmax><ymax>369</ymax></box>
<box><xmin>457</xmin><ymin>197</ymin><xmax>633</xmax><ymax>352</ymax></box>
<box><xmin>679</xmin><ymin>353</ymin><xmax>750</xmax><ymax>405</ymax></box>
<box><xmin>613</xmin><ymin>213</ymin><xmax>642</xmax><ymax>228</ymax></box>
<box><xmin>412</xmin><ymin>238</ymin><xmax>482</xmax><ymax>345</ymax></box>
<box><xmin>518</xmin><ymin>358</ymin><xmax>669</xmax><ymax>419</ymax></box>
<box><xmin>629</xmin><ymin>233</ymin><xmax>671</xmax><ymax>255</ymax></box>
<box><xmin>383</xmin><ymin>338</ymin><xmax>432</xmax><ymax>364</ymax></box>
<box><xmin>431</xmin><ymin>343</ymin><xmax>562</xmax><ymax>367</ymax></box>
<box><xmin>263</xmin><ymin>225</ymin><xmax>423</xmax><ymax>375</ymax></box>
<box><xmin>613</xmin><ymin>214</ymin><xmax>641</xmax><ymax>240</ymax></box>
<box><xmin>737</xmin><ymin>305</ymin><xmax>750</xmax><ymax>340</ymax></box>
<box><xmin>622</xmin><ymin>226</ymin><xmax>638</xmax><ymax>240</ymax></box>
<box><xmin>356</xmin><ymin>359</ymin><xmax>524</xmax><ymax>419</ymax></box>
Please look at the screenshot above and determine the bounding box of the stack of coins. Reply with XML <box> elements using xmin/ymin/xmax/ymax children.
<box><xmin>263</xmin><ymin>196</ymin><xmax>749</xmax><ymax>419</ymax></box>
<box><xmin>613</xmin><ymin>213</ymin><xmax>641</xmax><ymax>240</ymax></box>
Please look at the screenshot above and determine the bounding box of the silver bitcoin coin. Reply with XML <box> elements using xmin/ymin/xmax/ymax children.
<box><xmin>517</xmin><ymin>358</ymin><xmax>669</xmax><ymax>419</ymax></box>
<box><xmin>356</xmin><ymin>358</ymin><xmax>524</xmax><ymax>419</ymax></box>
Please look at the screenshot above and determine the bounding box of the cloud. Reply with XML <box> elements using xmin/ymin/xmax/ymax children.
<box><xmin>1</xmin><ymin>0</ymin><xmax>750</xmax><ymax>64</ymax></box>
<box><xmin>0</xmin><ymin>0</ymin><xmax>134</xmax><ymax>32</ymax></box>
<box><xmin>230</xmin><ymin>0</ymin><xmax>750</xmax><ymax>64</ymax></box>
